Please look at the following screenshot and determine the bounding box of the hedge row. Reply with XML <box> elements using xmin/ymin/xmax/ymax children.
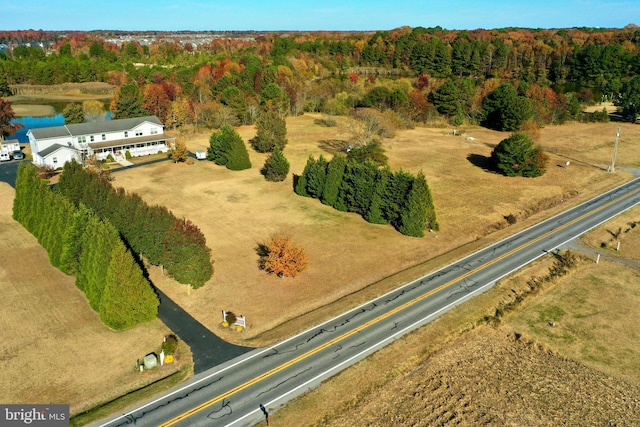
<box><xmin>295</xmin><ymin>154</ymin><xmax>438</xmax><ymax>237</ymax></box>
<box><xmin>13</xmin><ymin>162</ymin><xmax>158</xmax><ymax>330</ymax></box>
<box><xmin>56</xmin><ymin>160</ymin><xmax>213</xmax><ymax>288</ymax></box>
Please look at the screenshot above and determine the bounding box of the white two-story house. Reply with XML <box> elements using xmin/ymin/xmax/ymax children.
<box><xmin>28</xmin><ymin>115</ymin><xmax>175</xmax><ymax>168</ymax></box>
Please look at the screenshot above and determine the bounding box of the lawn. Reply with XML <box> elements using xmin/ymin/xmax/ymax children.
<box><xmin>114</xmin><ymin>114</ymin><xmax>638</xmax><ymax>345</ymax></box>
<box><xmin>0</xmin><ymin>184</ymin><xmax>192</xmax><ymax>416</ymax></box>
<box><xmin>4</xmin><ymin>110</ymin><xmax>640</xmax><ymax>418</ymax></box>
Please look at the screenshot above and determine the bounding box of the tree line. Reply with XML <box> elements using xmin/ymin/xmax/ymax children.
<box><xmin>13</xmin><ymin>162</ymin><xmax>158</xmax><ymax>330</ymax></box>
<box><xmin>295</xmin><ymin>154</ymin><xmax>438</xmax><ymax>237</ymax></box>
<box><xmin>2</xmin><ymin>26</ymin><xmax>640</xmax><ymax>126</ymax></box>
<box><xmin>56</xmin><ymin>160</ymin><xmax>213</xmax><ymax>288</ymax></box>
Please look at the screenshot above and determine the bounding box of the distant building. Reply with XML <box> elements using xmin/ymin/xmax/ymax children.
<box><xmin>28</xmin><ymin>115</ymin><xmax>175</xmax><ymax>168</ymax></box>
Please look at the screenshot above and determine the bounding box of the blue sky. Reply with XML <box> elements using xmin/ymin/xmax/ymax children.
<box><xmin>1</xmin><ymin>0</ymin><xmax>638</xmax><ymax>31</ymax></box>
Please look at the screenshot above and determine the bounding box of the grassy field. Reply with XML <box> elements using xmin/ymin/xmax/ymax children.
<box><xmin>115</xmin><ymin>114</ymin><xmax>638</xmax><ymax>346</ymax></box>
<box><xmin>264</xmin><ymin>208</ymin><xmax>640</xmax><ymax>426</ymax></box>
<box><xmin>4</xmin><ymin>103</ymin><xmax>640</xmax><ymax>421</ymax></box>
<box><xmin>0</xmin><ymin>184</ymin><xmax>192</xmax><ymax>416</ymax></box>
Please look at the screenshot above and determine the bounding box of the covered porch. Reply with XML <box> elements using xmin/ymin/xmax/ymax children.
<box><xmin>87</xmin><ymin>133</ymin><xmax>176</xmax><ymax>161</ymax></box>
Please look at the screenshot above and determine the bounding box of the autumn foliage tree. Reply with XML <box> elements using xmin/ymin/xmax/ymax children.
<box><xmin>0</xmin><ymin>98</ymin><xmax>23</xmax><ymax>140</ymax></box>
<box><xmin>258</xmin><ymin>234</ymin><xmax>309</xmax><ymax>278</ymax></box>
<box><xmin>170</xmin><ymin>137</ymin><xmax>189</xmax><ymax>163</ymax></box>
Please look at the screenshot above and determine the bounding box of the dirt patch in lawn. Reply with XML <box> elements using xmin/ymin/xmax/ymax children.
<box><xmin>114</xmin><ymin>115</ymin><xmax>639</xmax><ymax>345</ymax></box>
<box><xmin>0</xmin><ymin>183</ymin><xmax>191</xmax><ymax>416</ymax></box>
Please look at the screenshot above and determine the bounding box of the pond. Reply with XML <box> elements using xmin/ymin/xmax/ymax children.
<box><xmin>9</xmin><ymin>114</ymin><xmax>65</xmax><ymax>143</ymax></box>
<box><xmin>8</xmin><ymin>112</ymin><xmax>113</xmax><ymax>144</ymax></box>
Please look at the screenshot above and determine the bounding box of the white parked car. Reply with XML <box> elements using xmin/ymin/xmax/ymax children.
<box><xmin>0</xmin><ymin>152</ymin><xmax>10</xmax><ymax>162</ymax></box>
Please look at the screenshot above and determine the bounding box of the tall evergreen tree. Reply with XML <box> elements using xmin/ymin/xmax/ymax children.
<box><xmin>398</xmin><ymin>171</ymin><xmax>430</xmax><ymax>237</ymax></box>
<box><xmin>491</xmin><ymin>132</ymin><xmax>548</xmax><ymax>177</ymax></box>
<box><xmin>261</xmin><ymin>146</ymin><xmax>290</xmax><ymax>181</ymax></box>
<box><xmin>207</xmin><ymin>125</ymin><xmax>251</xmax><ymax>170</ymax></box>
<box><xmin>99</xmin><ymin>242</ymin><xmax>159</xmax><ymax>330</ymax></box>
<box><xmin>77</xmin><ymin>215</ymin><xmax>118</xmax><ymax>308</ymax></box>
<box><xmin>383</xmin><ymin>170</ymin><xmax>414</xmax><ymax>228</ymax></box>
<box><xmin>111</xmin><ymin>83</ymin><xmax>147</xmax><ymax>119</ymax></box>
<box><xmin>305</xmin><ymin>155</ymin><xmax>328</xmax><ymax>198</ymax></box>
<box><xmin>162</xmin><ymin>219</ymin><xmax>213</xmax><ymax>288</ymax></box>
<box><xmin>482</xmin><ymin>83</ymin><xmax>533</xmax><ymax>131</ymax></box>
<box><xmin>321</xmin><ymin>153</ymin><xmax>347</xmax><ymax>207</ymax></box>
<box><xmin>250</xmin><ymin>109</ymin><xmax>288</xmax><ymax>152</ymax></box>
<box><xmin>59</xmin><ymin>204</ymin><xmax>92</xmax><ymax>275</ymax></box>
<box><xmin>295</xmin><ymin>156</ymin><xmax>314</xmax><ymax>197</ymax></box>
<box><xmin>365</xmin><ymin>167</ymin><xmax>391</xmax><ymax>224</ymax></box>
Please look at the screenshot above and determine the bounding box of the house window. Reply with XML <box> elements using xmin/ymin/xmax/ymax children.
<box><xmin>102</xmin><ymin>134</ymin><xmax>106</xmax><ymax>141</ymax></box>
<box><xmin>124</xmin><ymin>131</ymin><xmax>128</xmax><ymax>137</ymax></box>
<box><xmin>135</xmin><ymin>130</ymin><xmax>143</xmax><ymax>136</ymax></box>
<box><xmin>52</xmin><ymin>157</ymin><xmax>58</xmax><ymax>165</ymax></box>
<box><xmin>90</xmin><ymin>135</ymin><xmax>94</xmax><ymax>142</ymax></box>
<box><xmin>78</xmin><ymin>136</ymin><xmax>86</xmax><ymax>143</ymax></box>
<box><xmin>150</xmin><ymin>128</ymin><xmax>158</xmax><ymax>135</ymax></box>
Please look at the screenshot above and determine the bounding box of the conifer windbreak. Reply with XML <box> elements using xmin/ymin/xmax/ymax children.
<box><xmin>295</xmin><ymin>155</ymin><xmax>438</xmax><ymax>237</ymax></box>
<box><xmin>12</xmin><ymin>162</ymin><xmax>159</xmax><ymax>330</ymax></box>
<box><xmin>56</xmin><ymin>160</ymin><xmax>213</xmax><ymax>288</ymax></box>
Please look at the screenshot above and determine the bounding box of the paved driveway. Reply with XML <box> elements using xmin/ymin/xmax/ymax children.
<box><xmin>0</xmin><ymin>158</ymin><xmax>22</xmax><ymax>187</ymax></box>
<box><xmin>3</xmin><ymin>156</ymin><xmax>253</xmax><ymax>373</ymax></box>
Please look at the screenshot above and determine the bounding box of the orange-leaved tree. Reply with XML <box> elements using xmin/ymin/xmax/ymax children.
<box><xmin>258</xmin><ymin>234</ymin><xmax>308</xmax><ymax>278</ymax></box>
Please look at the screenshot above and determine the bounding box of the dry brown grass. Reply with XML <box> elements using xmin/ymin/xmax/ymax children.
<box><xmin>0</xmin><ymin>184</ymin><xmax>191</xmax><ymax>416</ymax></box>
<box><xmin>580</xmin><ymin>204</ymin><xmax>640</xmax><ymax>261</ymax></box>
<box><xmin>113</xmin><ymin>115</ymin><xmax>639</xmax><ymax>346</ymax></box>
<box><xmin>5</xmin><ymin>112</ymin><xmax>640</xmax><ymax>419</ymax></box>
<box><xmin>264</xmin><ymin>241</ymin><xmax>640</xmax><ymax>427</ymax></box>
<box><xmin>293</xmin><ymin>326</ymin><xmax>640</xmax><ymax>427</ymax></box>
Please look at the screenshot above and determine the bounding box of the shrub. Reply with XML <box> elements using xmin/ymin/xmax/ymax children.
<box><xmin>124</xmin><ymin>150</ymin><xmax>132</xmax><ymax>159</ymax></box>
<box><xmin>225</xmin><ymin>311</ymin><xmax>237</xmax><ymax>325</ymax></box>
<box><xmin>162</xmin><ymin>334</ymin><xmax>179</xmax><ymax>355</ymax></box>
<box><xmin>106</xmin><ymin>153</ymin><xmax>115</xmax><ymax>162</ymax></box>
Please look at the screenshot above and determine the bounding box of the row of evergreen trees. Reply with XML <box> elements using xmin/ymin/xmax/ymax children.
<box><xmin>13</xmin><ymin>162</ymin><xmax>158</xmax><ymax>330</ymax></box>
<box><xmin>55</xmin><ymin>160</ymin><xmax>213</xmax><ymax>288</ymax></box>
<box><xmin>295</xmin><ymin>154</ymin><xmax>438</xmax><ymax>237</ymax></box>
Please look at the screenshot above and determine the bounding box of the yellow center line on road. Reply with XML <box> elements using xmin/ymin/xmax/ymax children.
<box><xmin>160</xmin><ymin>186</ymin><xmax>640</xmax><ymax>426</ymax></box>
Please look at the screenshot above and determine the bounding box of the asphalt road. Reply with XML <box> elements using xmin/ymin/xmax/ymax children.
<box><xmin>0</xmin><ymin>158</ymin><xmax>21</xmax><ymax>187</ymax></box>
<box><xmin>92</xmin><ymin>177</ymin><xmax>640</xmax><ymax>427</ymax></box>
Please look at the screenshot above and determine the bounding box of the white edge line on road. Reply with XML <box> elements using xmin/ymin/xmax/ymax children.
<box><xmin>225</xmin><ymin>192</ymin><xmax>640</xmax><ymax>427</ymax></box>
<box><xmin>96</xmin><ymin>177</ymin><xmax>640</xmax><ymax>427</ymax></box>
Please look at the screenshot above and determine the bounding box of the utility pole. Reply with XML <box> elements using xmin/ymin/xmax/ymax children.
<box><xmin>609</xmin><ymin>127</ymin><xmax>620</xmax><ymax>172</ymax></box>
